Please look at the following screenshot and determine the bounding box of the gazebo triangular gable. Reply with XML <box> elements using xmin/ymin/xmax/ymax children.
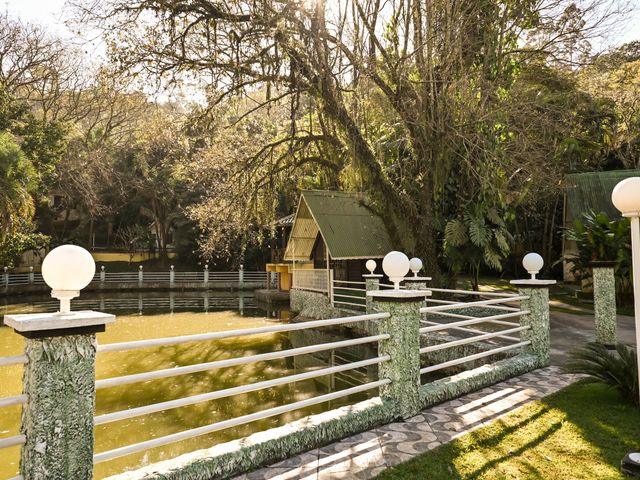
<box><xmin>284</xmin><ymin>190</ymin><xmax>394</xmax><ymax>262</ymax></box>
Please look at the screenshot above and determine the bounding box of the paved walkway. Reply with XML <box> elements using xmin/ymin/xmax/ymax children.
<box><xmin>549</xmin><ymin>307</ymin><xmax>636</xmax><ymax>365</ymax></box>
<box><xmin>233</xmin><ymin>367</ymin><xmax>581</xmax><ymax>480</ymax></box>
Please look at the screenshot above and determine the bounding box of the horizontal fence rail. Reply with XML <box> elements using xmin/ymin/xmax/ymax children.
<box><xmin>92</xmin><ymin>311</ymin><xmax>392</xmax><ymax>465</ymax></box>
<box><xmin>419</xmin><ymin>288</ymin><xmax>531</xmax><ymax>380</ymax></box>
<box><xmin>93</xmin><ymin>379</ymin><xmax>390</xmax><ymax>464</ymax></box>
<box><xmin>0</xmin><ymin>394</ymin><xmax>28</xmax><ymax>408</ymax></box>
<box><xmin>419</xmin><ymin>341</ymin><xmax>531</xmax><ymax>375</ymax></box>
<box><xmin>0</xmin><ymin>434</ymin><xmax>26</xmax><ymax>450</ymax></box>
<box><xmin>419</xmin><ymin>295</ymin><xmax>529</xmax><ymax>314</ymax></box>
<box><xmin>425</xmin><ymin>287</ymin><xmax>519</xmax><ymax>298</ymax></box>
<box><xmin>97</xmin><ymin>312</ymin><xmax>389</xmax><ymax>353</ymax></box>
<box><xmin>0</xmin><ymin>355</ymin><xmax>28</xmax><ymax>367</ymax></box>
<box><xmin>95</xmin><ymin>355</ymin><xmax>390</xmax><ymax>425</ymax></box>
<box><xmin>331</xmin><ymin>279</ymin><xmax>366</xmax><ymax>311</ymax></box>
<box><xmin>96</xmin><ymin>334</ymin><xmax>389</xmax><ymax>389</ymax></box>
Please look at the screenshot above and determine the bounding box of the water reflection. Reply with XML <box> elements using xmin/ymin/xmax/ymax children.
<box><xmin>0</xmin><ymin>292</ymin><xmax>375</xmax><ymax>479</ymax></box>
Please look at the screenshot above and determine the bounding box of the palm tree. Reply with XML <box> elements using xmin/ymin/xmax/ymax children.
<box><xmin>0</xmin><ymin>132</ymin><xmax>36</xmax><ymax>240</ymax></box>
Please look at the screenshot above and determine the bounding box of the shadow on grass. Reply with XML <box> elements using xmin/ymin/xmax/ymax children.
<box><xmin>376</xmin><ymin>382</ymin><xmax>640</xmax><ymax>480</ymax></box>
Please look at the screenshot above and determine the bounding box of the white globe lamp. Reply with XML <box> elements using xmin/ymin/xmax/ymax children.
<box><xmin>612</xmin><ymin>177</ymin><xmax>640</xmax><ymax>217</ymax></box>
<box><xmin>522</xmin><ymin>252</ymin><xmax>544</xmax><ymax>280</ymax></box>
<box><xmin>366</xmin><ymin>259</ymin><xmax>377</xmax><ymax>275</ymax></box>
<box><xmin>42</xmin><ymin>245</ymin><xmax>95</xmax><ymax>314</ymax></box>
<box><xmin>612</xmin><ymin>177</ymin><xmax>640</xmax><ymax>409</ymax></box>
<box><xmin>409</xmin><ymin>257</ymin><xmax>423</xmax><ymax>277</ymax></box>
<box><xmin>382</xmin><ymin>251</ymin><xmax>410</xmax><ymax>289</ymax></box>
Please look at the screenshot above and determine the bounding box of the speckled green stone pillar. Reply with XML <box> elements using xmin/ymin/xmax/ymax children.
<box><xmin>404</xmin><ymin>277</ymin><xmax>431</xmax><ymax>308</ymax></box>
<box><xmin>363</xmin><ymin>274</ymin><xmax>382</xmax><ymax>314</ymax></box>
<box><xmin>515</xmin><ymin>286</ymin><xmax>551</xmax><ymax>367</ymax></box>
<box><xmin>592</xmin><ymin>265</ymin><xmax>617</xmax><ymax>346</ymax></box>
<box><xmin>20</xmin><ymin>334</ymin><xmax>97</xmax><ymax>480</ymax></box>
<box><xmin>369</xmin><ymin>290</ymin><xmax>425</xmax><ymax>419</ymax></box>
<box><xmin>404</xmin><ymin>279</ymin><xmax>427</xmax><ymax>290</ymax></box>
<box><xmin>5</xmin><ymin>310</ymin><xmax>114</xmax><ymax>480</ymax></box>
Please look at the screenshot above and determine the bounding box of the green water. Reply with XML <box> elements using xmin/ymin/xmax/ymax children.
<box><xmin>0</xmin><ymin>293</ymin><xmax>376</xmax><ymax>479</ymax></box>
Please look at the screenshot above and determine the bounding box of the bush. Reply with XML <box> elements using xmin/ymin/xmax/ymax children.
<box><xmin>564</xmin><ymin>342</ymin><xmax>638</xmax><ymax>407</ymax></box>
<box><xmin>563</xmin><ymin>210</ymin><xmax>631</xmax><ymax>300</ymax></box>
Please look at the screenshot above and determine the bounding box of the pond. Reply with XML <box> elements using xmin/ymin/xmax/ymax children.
<box><xmin>0</xmin><ymin>291</ymin><xmax>377</xmax><ymax>479</ymax></box>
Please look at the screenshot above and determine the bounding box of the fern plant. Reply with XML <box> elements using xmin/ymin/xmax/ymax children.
<box><xmin>443</xmin><ymin>204</ymin><xmax>512</xmax><ymax>290</ymax></box>
<box><xmin>564</xmin><ymin>342</ymin><xmax>639</xmax><ymax>407</ymax></box>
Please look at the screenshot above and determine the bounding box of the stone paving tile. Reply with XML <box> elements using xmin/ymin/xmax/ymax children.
<box><xmin>231</xmin><ymin>367</ymin><xmax>581</xmax><ymax>480</ymax></box>
<box><xmin>316</xmin><ymin>434</ymin><xmax>385</xmax><ymax>474</ymax></box>
<box><xmin>269</xmin><ymin>451</ymin><xmax>319</xmax><ymax>471</ymax></box>
<box><xmin>377</xmin><ymin>422</ymin><xmax>441</xmax><ymax>466</ymax></box>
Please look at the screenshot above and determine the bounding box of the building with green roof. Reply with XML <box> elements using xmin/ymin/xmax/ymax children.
<box><xmin>563</xmin><ymin>170</ymin><xmax>640</xmax><ymax>280</ymax></box>
<box><xmin>284</xmin><ymin>190</ymin><xmax>394</xmax><ymax>282</ymax></box>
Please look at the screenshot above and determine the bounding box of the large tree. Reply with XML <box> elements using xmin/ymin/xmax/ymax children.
<box><xmin>76</xmin><ymin>0</ymin><xmax>625</xmax><ymax>276</ymax></box>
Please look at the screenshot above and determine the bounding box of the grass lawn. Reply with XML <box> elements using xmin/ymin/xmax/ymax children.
<box><xmin>376</xmin><ymin>382</ymin><xmax>640</xmax><ymax>480</ymax></box>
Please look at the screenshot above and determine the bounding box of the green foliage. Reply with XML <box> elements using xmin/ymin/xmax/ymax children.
<box><xmin>563</xmin><ymin>210</ymin><xmax>631</xmax><ymax>298</ymax></box>
<box><xmin>444</xmin><ymin>204</ymin><xmax>512</xmax><ymax>289</ymax></box>
<box><xmin>0</xmin><ymin>221</ymin><xmax>50</xmax><ymax>267</ymax></box>
<box><xmin>566</xmin><ymin>210</ymin><xmax>630</xmax><ymax>263</ymax></box>
<box><xmin>0</xmin><ymin>131</ymin><xmax>37</xmax><ymax>238</ymax></box>
<box><xmin>565</xmin><ymin>342</ymin><xmax>638</xmax><ymax>407</ymax></box>
<box><xmin>0</xmin><ymin>86</ymin><xmax>67</xmax><ymax>184</ymax></box>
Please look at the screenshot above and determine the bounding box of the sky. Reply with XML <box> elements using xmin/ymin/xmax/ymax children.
<box><xmin>3</xmin><ymin>0</ymin><xmax>640</xmax><ymax>53</ymax></box>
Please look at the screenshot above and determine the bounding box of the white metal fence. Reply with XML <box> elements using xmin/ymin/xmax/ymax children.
<box><xmin>418</xmin><ymin>288</ymin><xmax>530</xmax><ymax>378</ymax></box>
<box><xmin>2</xmin><ymin>268</ymin><xmax>272</xmax><ymax>288</ymax></box>
<box><xmin>2</xmin><ymin>295</ymin><xmax>260</xmax><ymax>314</ymax></box>
<box><xmin>0</xmin><ymin>278</ymin><xmax>546</xmax><ymax>480</ymax></box>
<box><xmin>291</xmin><ymin>269</ymin><xmax>329</xmax><ymax>292</ymax></box>
<box><xmin>331</xmin><ymin>279</ymin><xmax>366</xmax><ymax>310</ymax></box>
<box><xmin>91</xmin><ymin>312</ymin><xmax>390</xmax><ymax>463</ymax></box>
<box><xmin>0</xmin><ymin>352</ymin><xmax>28</xmax><ymax>480</ymax></box>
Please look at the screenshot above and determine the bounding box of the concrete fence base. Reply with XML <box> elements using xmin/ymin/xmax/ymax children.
<box><xmin>104</xmin><ymin>397</ymin><xmax>398</xmax><ymax>480</ymax></box>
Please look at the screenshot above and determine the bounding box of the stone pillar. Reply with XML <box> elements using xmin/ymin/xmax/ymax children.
<box><xmin>404</xmin><ymin>276</ymin><xmax>432</xmax><ymax>307</ymax></box>
<box><xmin>368</xmin><ymin>289</ymin><xmax>426</xmax><ymax>419</ymax></box>
<box><xmin>591</xmin><ymin>263</ymin><xmax>617</xmax><ymax>346</ymax></box>
<box><xmin>170</xmin><ymin>265</ymin><xmax>175</xmax><ymax>287</ymax></box>
<box><xmin>239</xmin><ymin>264</ymin><xmax>244</xmax><ymax>290</ymax></box>
<box><xmin>363</xmin><ymin>274</ymin><xmax>382</xmax><ymax>314</ymax></box>
<box><xmin>4</xmin><ymin>311</ymin><xmax>115</xmax><ymax>480</ymax></box>
<box><xmin>29</xmin><ymin>266</ymin><xmax>34</xmax><ymax>285</ymax></box>
<box><xmin>204</xmin><ymin>264</ymin><xmax>209</xmax><ymax>287</ymax></box>
<box><xmin>510</xmin><ymin>279</ymin><xmax>555</xmax><ymax>367</ymax></box>
<box><xmin>138</xmin><ymin>265</ymin><xmax>143</xmax><ymax>287</ymax></box>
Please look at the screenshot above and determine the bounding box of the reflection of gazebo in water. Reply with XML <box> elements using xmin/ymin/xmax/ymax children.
<box><xmin>282</xmin><ymin>190</ymin><xmax>394</xmax><ymax>294</ymax></box>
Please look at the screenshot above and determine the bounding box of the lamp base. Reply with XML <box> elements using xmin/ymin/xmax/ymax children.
<box><xmin>19</xmin><ymin>324</ymin><xmax>106</xmax><ymax>339</ymax></box>
<box><xmin>622</xmin><ymin>452</ymin><xmax>640</xmax><ymax>477</ymax></box>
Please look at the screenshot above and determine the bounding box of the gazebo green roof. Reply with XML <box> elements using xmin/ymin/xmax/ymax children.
<box><xmin>565</xmin><ymin>170</ymin><xmax>640</xmax><ymax>222</ymax></box>
<box><xmin>284</xmin><ymin>190</ymin><xmax>394</xmax><ymax>261</ymax></box>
